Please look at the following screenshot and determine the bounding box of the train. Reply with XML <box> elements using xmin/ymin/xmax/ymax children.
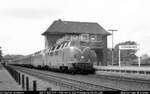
<box><xmin>12</xmin><ymin>39</ymin><xmax>97</xmax><ymax>74</ymax></box>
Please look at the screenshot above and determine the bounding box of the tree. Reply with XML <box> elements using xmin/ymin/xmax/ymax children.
<box><xmin>3</xmin><ymin>54</ymin><xmax>24</xmax><ymax>64</ymax></box>
<box><xmin>0</xmin><ymin>47</ymin><xmax>2</xmax><ymax>62</ymax></box>
<box><xmin>4</xmin><ymin>54</ymin><xmax>24</xmax><ymax>60</ymax></box>
<box><xmin>140</xmin><ymin>54</ymin><xmax>150</xmax><ymax>65</ymax></box>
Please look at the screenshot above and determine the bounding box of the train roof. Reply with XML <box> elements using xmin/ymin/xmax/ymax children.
<box><xmin>42</xmin><ymin>19</ymin><xmax>111</xmax><ymax>35</ymax></box>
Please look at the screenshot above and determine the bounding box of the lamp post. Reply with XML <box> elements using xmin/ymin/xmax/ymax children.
<box><xmin>135</xmin><ymin>45</ymin><xmax>141</xmax><ymax>67</ymax></box>
<box><xmin>0</xmin><ymin>47</ymin><xmax>2</xmax><ymax>63</ymax></box>
<box><xmin>108</xmin><ymin>29</ymin><xmax>117</xmax><ymax>66</ymax></box>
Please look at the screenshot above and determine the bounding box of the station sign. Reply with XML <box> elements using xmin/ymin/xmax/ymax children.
<box><xmin>118</xmin><ymin>44</ymin><xmax>140</xmax><ymax>67</ymax></box>
<box><xmin>119</xmin><ymin>45</ymin><xmax>139</xmax><ymax>50</ymax></box>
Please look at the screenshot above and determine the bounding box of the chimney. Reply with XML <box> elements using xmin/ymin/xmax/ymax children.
<box><xmin>58</xmin><ymin>19</ymin><xmax>61</xmax><ymax>21</ymax></box>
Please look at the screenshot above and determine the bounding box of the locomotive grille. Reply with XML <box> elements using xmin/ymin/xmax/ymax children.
<box><xmin>74</xmin><ymin>63</ymin><xmax>92</xmax><ymax>69</ymax></box>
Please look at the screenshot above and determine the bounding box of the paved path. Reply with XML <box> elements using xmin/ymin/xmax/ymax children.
<box><xmin>94</xmin><ymin>65</ymin><xmax>150</xmax><ymax>80</ymax></box>
<box><xmin>0</xmin><ymin>64</ymin><xmax>22</xmax><ymax>90</ymax></box>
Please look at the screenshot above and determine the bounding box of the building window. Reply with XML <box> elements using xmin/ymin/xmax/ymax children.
<box><xmin>80</xmin><ymin>34</ymin><xmax>89</xmax><ymax>41</ymax></box>
<box><xmin>97</xmin><ymin>35</ymin><xmax>102</xmax><ymax>42</ymax></box>
<box><xmin>90</xmin><ymin>34</ymin><xmax>97</xmax><ymax>41</ymax></box>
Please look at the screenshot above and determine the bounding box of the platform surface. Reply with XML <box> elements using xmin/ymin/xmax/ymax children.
<box><xmin>94</xmin><ymin>65</ymin><xmax>150</xmax><ymax>71</ymax></box>
<box><xmin>94</xmin><ymin>65</ymin><xmax>150</xmax><ymax>80</ymax></box>
<box><xmin>0</xmin><ymin>64</ymin><xmax>22</xmax><ymax>90</ymax></box>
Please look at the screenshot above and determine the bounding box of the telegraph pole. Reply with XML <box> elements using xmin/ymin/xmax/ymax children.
<box><xmin>108</xmin><ymin>29</ymin><xmax>117</xmax><ymax>66</ymax></box>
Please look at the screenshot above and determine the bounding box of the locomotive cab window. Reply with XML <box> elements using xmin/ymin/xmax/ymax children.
<box><xmin>68</xmin><ymin>41</ymin><xmax>71</xmax><ymax>47</ymax></box>
<box><xmin>51</xmin><ymin>46</ymin><xmax>55</xmax><ymax>51</ymax></box>
<box><xmin>64</xmin><ymin>42</ymin><xmax>69</xmax><ymax>47</ymax></box>
<box><xmin>61</xmin><ymin>43</ymin><xmax>65</xmax><ymax>48</ymax></box>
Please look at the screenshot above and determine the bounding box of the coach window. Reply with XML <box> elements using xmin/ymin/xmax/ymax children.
<box><xmin>50</xmin><ymin>52</ymin><xmax>53</xmax><ymax>56</ymax></box>
<box><xmin>61</xmin><ymin>43</ymin><xmax>65</xmax><ymax>48</ymax></box>
<box><xmin>47</xmin><ymin>52</ymin><xmax>50</xmax><ymax>55</ymax></box>
<box><xmin>55</xmin><ymin>51</ymin><xmax>58</xmax><ymax>55</ymax></box>
<box><xmin>45</xmin><ymin>49</ymin><xmax>48</xmax><ymax>54</ymax></box>
<box><xmin>50</xmin><ymin>47</ymin><xmax>53</xmax><ymax>52</ymax></box>
<box><xmin>49</xmin><ymin>48</ymin><xmax>51</xmax><ymax>53</ymax></box>
<box><xmin>51</xmin><ymin>46</ymin><xmax>55</xmax><ymax>51</ymax></box>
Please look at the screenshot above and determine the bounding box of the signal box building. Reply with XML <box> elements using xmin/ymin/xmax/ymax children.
<box><xmin>42</xmin><ymin>19</ymin><xmax>111</xmax><ymax>66</ymax></box>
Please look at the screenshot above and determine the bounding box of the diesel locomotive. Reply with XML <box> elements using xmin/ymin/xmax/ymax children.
<box><xmin>12</xmin><ymin>38</ymin><xmax>97</xmax><ymax>74</ymax></box>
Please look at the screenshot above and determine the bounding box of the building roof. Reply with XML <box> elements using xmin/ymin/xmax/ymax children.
<box><xmin>42</xmin><ymin>19</ymin><xmax>111</xmax><ymax>35</ymax></box>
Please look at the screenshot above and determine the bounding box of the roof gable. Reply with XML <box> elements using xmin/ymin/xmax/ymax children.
<box><xmin>42</xmin><ymin>20</ymin><xmax>111</xmax><ymax>35</ymax></box>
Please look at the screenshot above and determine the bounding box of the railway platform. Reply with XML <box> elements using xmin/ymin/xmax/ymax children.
<box><xmin>94</xmin><ymin>65</ymin><xmax>150</xmax><ymax>80</ymax></box>
<box><xmin>0</xmin><ymin>64</ymin><xmax>22</xmax><ymax>90</ymax></box>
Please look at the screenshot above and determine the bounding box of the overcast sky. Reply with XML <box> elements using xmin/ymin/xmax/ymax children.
<box><xmin>0</xmin><ymin>0</ymin><xmax>150</xmax><ymax>56</ymax></box>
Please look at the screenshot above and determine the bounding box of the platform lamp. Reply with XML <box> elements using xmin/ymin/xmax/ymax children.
<box><xmin>108</xmin><ymin>29</ymin><xmax>118</xmax><ymax>66</ymax></box>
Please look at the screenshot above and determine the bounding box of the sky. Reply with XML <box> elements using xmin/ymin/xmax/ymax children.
<box><xmin>0</xmin><ymin>0</ymin><xmax>150</xmax><ymax>56</ymax></box>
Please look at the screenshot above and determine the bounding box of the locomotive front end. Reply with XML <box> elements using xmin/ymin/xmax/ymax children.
<box><xmin>70</xmin><ymin>46</ymin><xmax>97</xmax><ymax>73</ymax></box>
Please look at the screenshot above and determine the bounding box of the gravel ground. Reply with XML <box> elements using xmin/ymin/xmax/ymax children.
<box><xmin>18</xmin><ymin>71</ymin><xmax>70</xmax><ymax>91</ymax></box>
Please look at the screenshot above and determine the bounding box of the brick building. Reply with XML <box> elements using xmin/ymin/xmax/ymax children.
<box><xmin>42</xmin><ymin>19</ymin><xmax>111</xmax><ymax>66</ymax></box>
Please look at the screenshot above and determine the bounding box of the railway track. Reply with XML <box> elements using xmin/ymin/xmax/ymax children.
<box><xmin>9</xmin><ymin>65</ymin><xmax>121</xmax><ymax>91</ymax></box>
<box><xmin>90</xmin><ymin>73</ymin><xmax>150</xmax><ymax>84</ymax></box>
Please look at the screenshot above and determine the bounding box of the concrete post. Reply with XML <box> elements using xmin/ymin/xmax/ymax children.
<box><xmin>26</xmin><ymin>77</ymin><xmax>29</xmax><ymax>91</ymax></box>
<box><xmin>22</xmin><ymin>74</ymin><xmax>25</xmax><ymax>90</ymax></box>
<box><xmin>119</xmin><ymin>49</ymin><xmax>121</xmax><ymax>67</ymax></box>
<box><xmin>18</xmin><ymin>73</ymin><xmax>21</xmax><ymax>85</ymax></box>
<box><xmin>33</xmin><ymin>80</ymin><xmax>37</xmax><ymax>91</ymax></box>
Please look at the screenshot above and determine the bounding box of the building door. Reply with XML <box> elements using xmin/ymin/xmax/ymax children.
<box><xmin>94</xmin><ymin>49</ymin><xmax>103</xmax><ymax>66</ymax></box>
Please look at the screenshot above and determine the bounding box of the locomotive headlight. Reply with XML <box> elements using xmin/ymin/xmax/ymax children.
<box><xmin>70</xmin><ymin>46</ymin><xmax>74</xmax><ymax>50</ymax></box>
<box><xmin>81</xmin><ymin>56</ymin><xmax>84</xmax><ymax>59</ymax></box>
